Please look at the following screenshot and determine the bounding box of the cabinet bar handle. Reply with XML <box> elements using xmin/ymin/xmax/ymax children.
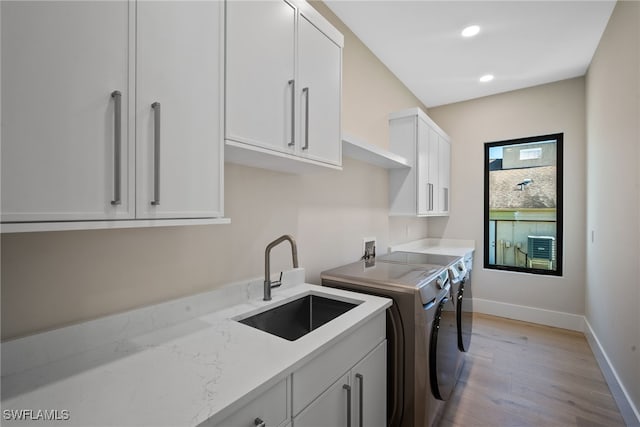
<box><xmin>111</xmin><ymin>90</ymin><xmax>122</xmax><ymax>206</ymax></box>
<box><xmin>151</xmin><ymin>102</ymin><xmax>161</xmax><ymax>206</ymax></box>
<box><xmin>356</xmin><ymin>373</ymin><xmax>364</xmax><ymax>427</ymax></box>
<box><xmin>343</xmin><ymin>383</ymin><xmax>352</xmax><ymax>427</ymax></box>
<box><xmin>288</xmin><ymin>79</ymin><xmax>295</xmax><ymax>147</ymax></box>
<box><xmin>428</xmin><ymin>183</ymin><xmax>434</xmax><ymax>211</ymax></box>
<box><xmin>302</xmin><ymin>87</ymin><xmax>309</xmax><ymax>150</ymax></box>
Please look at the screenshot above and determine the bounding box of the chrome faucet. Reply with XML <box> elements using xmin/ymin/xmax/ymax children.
<box><xmin>264</xmin><ymin>235</ymin><xmax>299</xmax><ymax>301</ymax></box>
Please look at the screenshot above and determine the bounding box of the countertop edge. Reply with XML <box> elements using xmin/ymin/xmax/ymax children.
<box><xmin>1</xmin><ymin>282</ymin><xmax>392</xmax><ymax>427</ymax></box>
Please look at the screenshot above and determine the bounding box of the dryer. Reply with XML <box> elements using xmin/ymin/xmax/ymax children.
<box><xmin>447</xmin><ymin>257</ymin><xmax>473</xmax><ymax>352</ymax></box>
<box><xmin>382</xmin><ymin>251</ymin><xmax>473</xmax><ymax>354</ymax></box>
<box><xmin>321</xmin><ymin>255</ymin><xmax>460</xmax><ymax>427</ymax></box>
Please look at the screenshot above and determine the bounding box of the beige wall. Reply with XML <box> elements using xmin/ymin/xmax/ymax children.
<box><xmin>0</xmin><ymin>2</ymin><xmax>428</xmax><ymax>340</ymax></box>
<box><xmin>585</xmin><ymin>0</ymin><xmax>640</xmax><ymax>415</ymax></box>
<box><xmin>428</xmin><ymin>77</ymin><xmax>587</xmax><ymax>316</ymax></box>
<box><xmin>308</xmin><ymin>1</ymin><xmax>427</xmax><ymax>151</ymax></box>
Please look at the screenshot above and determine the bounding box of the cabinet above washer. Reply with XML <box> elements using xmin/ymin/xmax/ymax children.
<box><xmin>388</xmin><ymin>107</ymin><xmax>451</xmax><ymax>217</ymax></box>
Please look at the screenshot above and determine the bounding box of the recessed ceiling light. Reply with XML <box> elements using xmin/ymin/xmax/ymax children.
<box><xmin>479</xmin><ymin>74</ymin><xmax>494</xmax><ymax>83</ymax></box>
<box><xmin>461</xmin><ymin>25</ymin><xmax>480</xmax><ymax>38</ymax></box>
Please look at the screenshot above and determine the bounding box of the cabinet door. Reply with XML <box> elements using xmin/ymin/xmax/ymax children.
<box><xmin>351</xmin><ymin>341</ymin><xmax>387</xmax><ymax>427</ymax></box>
<box><xmin>297</xmin><ymin>13</ymin><xmax>341</xmax><ymax>166</ymax></box>
<box><xmin>226</xmin><ymin>0</ymin><xmax>296</xmax><ymax>154</ymax></box>
<box><xmin>439</xmin><ymin>136</ymin><xmax>451</xmax><ymax>215</ymax></box>
<box><xmin>1</xmin><ymin>1</ymin><xmax>132</xmax><ymax>222</ymax></box>
<box><xmin>216</xmin><ymin>378</ymin><xmax>288</xmax><ymax>427</ymax></box>
<box><xmin>136</xmin><ymin>0</ymin><xmax>223</xmax><ymax>219</ymax></box>
<box><xmin>416</xmin><ymin>119</ymin><xmax>430</xmax><ymax>215</ymax></box>
<box><xmin>427</xmin><ymin>127</ymin><xmax>440</xmax><ymax>214</ymax></box>
<box><xmin>294</xmin><ymin>373</ymin><xmax>351</xmax><ymax>427</ymax></box>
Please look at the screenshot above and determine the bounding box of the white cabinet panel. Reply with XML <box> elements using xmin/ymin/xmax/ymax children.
<box><xmin>293</xmin><ymin>373</ymin><xmax>351</xmax><ymax>427</ymax></box>
<box><xmin>416</xmin><ymin>119</ymin><xmax>429</xmax><ymax>215</ymax></box>
<box><xmin>216</xmin><ymin>378</ymin><xmax>289</xmax><ymax>427</ymax></box>
<box><xmin>225</xmin><ymin>0</ymin><xmax>296</xmax><ymax>154</ymax></box>
<box><xmin>1</xmin><ymin>1</ymin><xmax>132</xmax><ymax>222</ymax></box>
<box><xmin>292</xmin><ymin>314</ymin><xmax>386</xmax><ymax>427</ymax></box>
<box><xmin>389</xmin><ymin>108</ymin><xmax>451</xmax><ymax>217</ymax></box>
<box><xmin>225</xmin><ymin>0</ymin><xmax>343</xmax><ymax>173</ymax></box>
<box><xmin>294</xmin><ymin>341</ymin><xmax>387</xmax><ymax>427</ymax></box>
<box><xmin>297</xmin><ymin>14</ymin><xmax>341</xmax><ymax>166</ymax></box>
<box><xmin>136</xmin><ymin>0</ymin><xmax>223</xmax><ymax>219</ymax></box>
<box><xmin>351</xmin><ymin>342</ymin><xmax>387</xmax><ymax>427</ymax></box>
<box><xmin>1</xmin><ymin>0</ymin><xmax>225</xmax><ymax>229</ymax></box>
<box><xmin>292</xmin><ymin>312</ymin><xmax>385</xmax><ymax>416</ymax></box>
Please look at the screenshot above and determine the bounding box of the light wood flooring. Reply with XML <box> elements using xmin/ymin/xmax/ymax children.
<box><xmin>438</xmin><ymin>314</ymin><xmax>626</xmax><ymax>427</ymax></box>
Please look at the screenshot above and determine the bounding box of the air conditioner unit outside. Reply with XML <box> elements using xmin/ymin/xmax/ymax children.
<box><xmin>528</xmin><ymin>236</ymin><xmax>555</xmax><ymax>261</ymax></box>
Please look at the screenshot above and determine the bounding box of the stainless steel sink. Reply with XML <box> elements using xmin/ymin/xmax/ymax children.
<box><xmin>237</xmin><ymin>294</ymin><xmax>359</xmax><ymax>341</ymax></box>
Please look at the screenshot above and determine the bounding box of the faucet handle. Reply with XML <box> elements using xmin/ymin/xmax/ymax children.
<box><xmin>270</xmin><ymin>271</ymin><xmax>283</xmax><ymax>289</ymax></box>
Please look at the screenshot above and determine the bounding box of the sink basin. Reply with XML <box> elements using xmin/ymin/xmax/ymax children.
<box><xmin>238</xmin><ymin>294</ymin><xmax>359</xmax><ymax>341</ymax></box>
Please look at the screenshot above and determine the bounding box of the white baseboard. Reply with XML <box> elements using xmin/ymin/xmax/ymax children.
<box><xmin>473</xmin><ymin>297</ymin><xmax>585</xmax><ymax>331</ymax></box>
<box><xmin>473</xmin><ymin>298</ymin><xmax>640</xmax><ymax>426</ymax></box>
<box><xmin>584</xmin><ymin>319</ymin><xmax>640</xmax><ymax>427</ymax></box>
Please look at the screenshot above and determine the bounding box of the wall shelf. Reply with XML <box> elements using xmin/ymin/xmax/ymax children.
<box><xmin>342</xmin><ymin>133</ymin><xmax>410</xmax><ymax>169</ymax></box>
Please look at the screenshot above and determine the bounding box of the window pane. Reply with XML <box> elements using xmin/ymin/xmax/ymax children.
<box><xmin>519</xmin><ymin>147</ymin><xmax>542</xmax><ymax>160</ymax></box>
<box><xmin>484</xmin><ymin>134</ymin><xmax>563</xmax><ymax>276</ymax></box>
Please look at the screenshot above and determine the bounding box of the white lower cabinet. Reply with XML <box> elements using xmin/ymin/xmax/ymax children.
<box><xmin>294</xmin><ymin>372</ymin><xmax>351</xmax><ymax>426</ymax></box>
<box><xmin>217</xmin><ymin>378</ymin><xmax>289</xmax><ymax>427</ymax></box>
<box><xmin>215</xmin><ymin>313</ymin><xmax>386</xmax><ymax>427</ymax></box>
<box><xmin>292</xmin><ymin>313</ymin><xmax>386</xmax><ymax>427</ymax></box>
<box><xmin>350</xmin><ymin>341</ymin><xmax>387</xmax><ymax>427</ymax></box>
<box><xmin>294</xmin><ymin>342</ymin><xmax>386</xmax><ymax>427</ymax></box>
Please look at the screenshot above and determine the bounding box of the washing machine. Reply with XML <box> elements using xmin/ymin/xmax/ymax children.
<box><xmin>321</xmin><ymin>254</ymin><xmax>460</xmax><ymax>427</ymax></box>
<box><xmin>447</xmin><ymin>255</ymin><xmax>473</xmax><ymax>353</ymax></box>
<box><xmin>377</xmin><ymin>252</ymin><xmax>468</xmax><ymax>379</ymax></box>
<box><xmin>382</xmin><ymin>251</ymin><xmax>473</xmax><ymax>354</ymax></box>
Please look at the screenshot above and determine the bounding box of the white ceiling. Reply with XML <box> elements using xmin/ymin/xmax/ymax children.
<box><xmin>325</xmin><ymin>0</ymin><xmax>616</xmax><ymax>107</ymax></box>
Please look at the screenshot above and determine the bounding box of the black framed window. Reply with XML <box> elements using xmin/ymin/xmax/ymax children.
<box><xmin>484</xmin><ymin>133</ymin><xmax>563</xmax><ymax>276</ymax></box>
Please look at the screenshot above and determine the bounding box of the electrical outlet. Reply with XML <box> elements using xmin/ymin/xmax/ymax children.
<box><xmin>363</xmin><ymin>237</ymin><xmax>376</xmax><ymax>260</ymax></box>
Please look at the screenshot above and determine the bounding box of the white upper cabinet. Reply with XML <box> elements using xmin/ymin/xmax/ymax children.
<box><xmin>389</xmin><ymin>108</ymin><xmax>451</xmax><ymax>217</ymax></box>
<box><xmin>225</xmin><ymin>0</ymin><xmax>296</xmax><ymax>154</ymax></box>
<box><xmin>297</xmin><ymin>12</ymin><xmax>342</xmax><ymax>166</ymax></box>
<box><xmin>1</xmin><ymin>1</ymin><xmax>225</xmax><ymax>231</ymax></box>
<box><xmin>225</xmin><ymin>0</ymin><xmax>343</xmax><ymax>173</ymax></box>
<box><xmin>136</xmin><ymin>1</ymin><xmax>223</xmax><ymax>219</ymax></box>
<box><xmin>1</xmin><ymin>1</ymin><xmax>133</xmax><ymax>222</ymax></box>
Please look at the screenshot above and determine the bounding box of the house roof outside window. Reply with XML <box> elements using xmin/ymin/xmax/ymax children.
<box><xmin>489</xmin><ymin>165</ymin><xmax>557</xmax><ymax>209</ymax></box>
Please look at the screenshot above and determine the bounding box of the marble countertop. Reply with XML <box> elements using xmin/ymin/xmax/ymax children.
<box><xmin>389</xmin><ymin>238</ymin><xmax>475</xmax><ymax>258</ymax></box>
<box><xmin>1</xmin><ymin>269</ymin><xmax>391</xmax><ymax>426</ymax></box>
